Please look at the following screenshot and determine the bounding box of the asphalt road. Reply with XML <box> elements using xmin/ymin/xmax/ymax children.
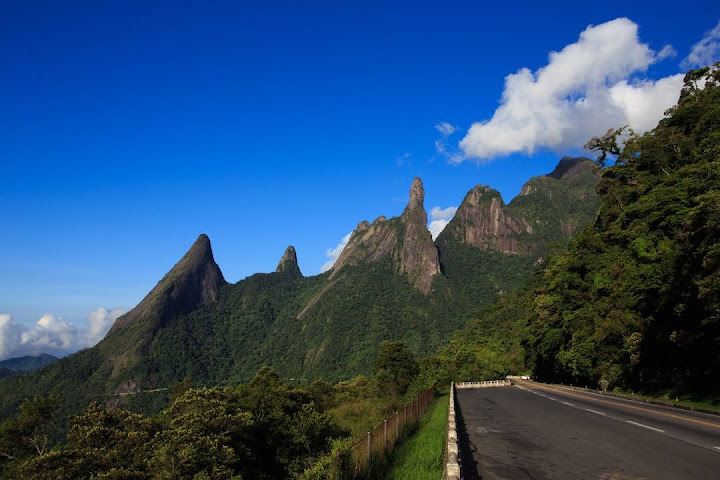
<box><xmin>456</xmin><ymin>382</ymin><xmax>720</xmax><ymax>479</ymax></box>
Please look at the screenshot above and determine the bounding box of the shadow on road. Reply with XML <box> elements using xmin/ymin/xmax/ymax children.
<box><xmin>456</xmin><ymin>393</ymin><xmax>483</xmax><ymax>480</ymax></box>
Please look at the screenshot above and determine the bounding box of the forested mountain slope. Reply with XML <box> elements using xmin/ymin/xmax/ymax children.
<box><xmin>0</xmin><ymin>158</ymin><xmax>600</xmax><ymax>420</ymax></box>
<box><xmin>437</xmin><ymin>66</ymin><xmax>720</xmax><ymax>398</ymax></box>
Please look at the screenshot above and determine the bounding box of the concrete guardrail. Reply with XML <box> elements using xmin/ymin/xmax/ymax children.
<box><xmin>444</xmin><ymin>382</ymin><xmax>460</xmax><ymax>480</ymax></box>
<box><xmin>445</xmin><ymin>379</ymin><xmax>512</xmax><ymax>479</ymax></box>
<box><xmin>455</xmin><ymin>379</ymin><xmax>512</xmax><ymax>389</ymax></box>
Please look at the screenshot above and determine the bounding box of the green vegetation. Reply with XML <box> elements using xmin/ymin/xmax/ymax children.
<box><xmin>0</xmin><ymin>345</ymin><xmax>431</xmax><ymax>480</ymax></box>
<box><xmin>424</xmin><ymin>65</ymin><xmax>720</xmax><ymax>402</ymax></box>
<box><xmin>525</xmin><ymin>65</ymin><xmax>720</xmax><ymax>398</ymax></box>
<box><xmin>385</xmin><ymin>393</ymin><xmax>448</xmax><ymax>480</ymax></box>
<box><xmin>0</xmin><ymin>354</ymin><xmax>57</xmax><ymax>374</ymax></box>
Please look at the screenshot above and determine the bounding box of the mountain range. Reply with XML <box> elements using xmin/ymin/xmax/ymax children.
<box><xmin>0</xmin><ymin>156</ymin><xmax>599</xmax><ymax>419</ymax></box>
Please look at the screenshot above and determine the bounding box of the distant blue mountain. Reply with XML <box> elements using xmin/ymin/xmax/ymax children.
<box><xmin>0</xmin><ymin>354</ymin><xmax>58</xmax><ymax>376</ymax></box>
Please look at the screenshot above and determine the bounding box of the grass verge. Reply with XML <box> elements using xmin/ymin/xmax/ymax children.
<box><xmin>384</xmin><ymin>392</ymin><xmax>448</xmax><ymax>480</ymax></box>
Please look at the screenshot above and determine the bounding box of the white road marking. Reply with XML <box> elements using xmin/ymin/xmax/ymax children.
<box><xmin>562</xmin><ymin>401</ymin><xmax>574</xmax><ymax>406</ymax></box>
<box><xmin>713</xmin><ymin>446</ymin><xmax>720</xmax><ymax>451</ymax></box>
<box><xmin>586</xmin><ymin>409</ymin><xmax>607</xmax><ymax>416</ymax></box>
<box><xmin>627</xmin><ymin>421</ymin><xmax>665</xmax><ymax>433</ymax></box>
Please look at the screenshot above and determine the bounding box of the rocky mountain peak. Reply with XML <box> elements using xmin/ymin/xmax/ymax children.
<box><xmin>326</xmin><ymin>177</ymin><xmax>439</xmax><ymax>293</ymax></box>
<box><xmin>276</xmin><ymin>246</ymin><xmax>302</xmax><ymax>276</ymax></box>
<box><xmin>440</xmin><ymin>185</ymin><xmax>529</xmax><ymax>254</ymax></box>
<box><xmin>404</xmin><ymin>177</ymin><xmax>425</xmax><ymax>213</ymax></box>
<box><xmin>437</xmin><ymin>156</ymin><xmax>600</xmax><ymax>257</ymax></box>
<box><xmin>108</xmin><ymin>234</ymin><xmax>226</xmax><ymax>334</ymax></box>
<box><xmin>548</xmin><ymin>157</ymin><xmax>594</xmax><ymax>179</ymax></box>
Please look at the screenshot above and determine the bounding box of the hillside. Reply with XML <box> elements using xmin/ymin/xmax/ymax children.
<box><xmin>0</xmin><ymin>354</ymin><xmax>57</xmax><ymax>381</ymax></box>
<box><xmin>0</xmin><ymin>159</ymin><xmax>600</xmax><ymax>420</ymax></box>
<box><xmin>0</xmin><ymin>354</ymin><xmax>57</xmax><ymax>373</ymax></box>
<box><xmin>435</xmin><ymin>65</ymin><xmax>720</xmax><ymax>399</ymax></box>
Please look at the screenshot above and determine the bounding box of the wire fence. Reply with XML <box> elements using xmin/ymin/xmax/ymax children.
<box><xmin>343</xmin><ymin>388</ymin><xmax>435</xmax><ymax>478</ymax></box>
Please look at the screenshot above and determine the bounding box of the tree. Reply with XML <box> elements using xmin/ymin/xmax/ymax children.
<box><xmin>372</xmin><ymin>341</ymin><xmax>419</xmax><ymax>395</ymax></box>
<box><xmin>0</xmin><ymin>393</ymin><xmax>60</xmax><ymax>473</ymax></box>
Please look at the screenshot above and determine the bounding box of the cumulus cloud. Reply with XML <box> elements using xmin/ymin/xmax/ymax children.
<box><xmin>320</xmin><ymin>232</ymin><xmax>352</xmax><ymax>273</ymax></box>
<box><xmin>21</xmin><ymin>313</ymin><xmax>78</xmax><ymax>351</ymax></box>
<box><xmin>457</xmin><ymin>18</ymin><xmax>684</xmax><ymax>161</ymax></box>
<box><xmin>0</xmin><ymin>314</ymin><xmax>21</xmax><ymax>360</ymax></box>
<box><xmin>86</xmin><ymin>307</ymin><xmax>129</xmax><ymax>347</ymax></box>
<box><xmin>682</xmin><ymin>20</ymin><xmax>720</xmax><ymax>69</ymax></box>
<box><xmin>428</xmin><ymin>206</ymin><xmax>458</xmax><ymax>240</ymax></box>
<box><xmin>0</xmin><ymin>307</ymin><xmax>129</xmax><ymax>360</ymax></box>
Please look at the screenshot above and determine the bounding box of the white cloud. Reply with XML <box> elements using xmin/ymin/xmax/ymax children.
<box><xmin>21</xmin><ymin>313</ymin><xmax>77</xmax><ymax>351</ymax></box>
<box><xmin>428</xmin><ymin>206</ymin><xmax>458</xmax><ymax>240</ymax></box>
<box><xmin>320</xmin><ymin>232</ymin><xmax>352</xmax><ymax>273</ymax></box>
<box><xmin>396</xmin><ymin>152</ymin><xmax>412</xmax><ymax>166</ymax></box>
<box><xmin>434</xmin><ymin>122</ymin><xmax>463</xmax><ymax>162</ymax></box>
<box><xmin>682</xmin><ymin>20</ymin><xmax>720</xmax><ymax>69</ymax></box>
<box><xmin>0</xmin><ymin>314</ymin><xmax>21</xmax><ymax>360</ymax></box>
<box><xmin>458</xmin><ymin>18</ymin><xmax>684</xmax><ymax>162</ymax></box>
<box><xmin>435</xmin><ymin>122</ymin><xmax>457</xmax><ymax>136</ymax></box>
<box><xmin>430</xmin><ymin>206</ymin><xmax>458</xmax><ymax>221</ymax></box>
<box><xmin>86</xmin><ymin>307</ymin><xmax>129</xmax><ymax>347</ymax></box>
<box><xmin>0</xmin><ymin>307</ymin><xmax>129</xmax><ymax>361</ymax></box>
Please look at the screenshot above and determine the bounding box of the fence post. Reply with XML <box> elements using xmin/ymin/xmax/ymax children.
<box><xmin>395</xmin><ymin>411</ymin><xmax>398</xmax><ymax>441</ymax></box>
<box><xmin>384</xmin><ymin>419</ymin><xmax>387</xmax><ymax>452</ymax></box>
<box><xmin>367</xmin><ymin>431</ymin><xmax>371</xmax><ymax>469</ymax></box>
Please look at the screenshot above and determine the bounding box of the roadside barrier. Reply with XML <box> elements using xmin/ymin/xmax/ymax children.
<box><xmin>445</xmin><ymin>379</ymin><xmax>512</xmax><ymax>479</ymax></box>
<box><xmin>455</xmin><ymin>379</ymin><xmax>511</xmax><ymax>389</ymax></box>
<box><xmin>444</xmin><ymin>382</ymin><xmax>461</xmax><ymax>480</ymax></box>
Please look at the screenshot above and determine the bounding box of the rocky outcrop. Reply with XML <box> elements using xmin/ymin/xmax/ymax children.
<box><xmin>329</xmin><ymin>177</ymin><xmax>440</xmax><ymax>293</ymax></box>
<box><xmin>438</xmin><ymin>157</ymin><xmax>599</xmax><ymax>256</ymax></box>
<box><xmin>547</xmin><ymin>156</ymin><xmax>595</xmax><ymax>179</ymax></box>
<box><xmin>398</xmin><ymin>178</ymin><xmax>441</xmax><ymax>293</ymax></box>
<box><xmin>442</xmin><ymin>186</ymin><xmax>531</xmax><ymax>254</ymax></box>
<box><xmin>276</xmin><ymin>246</ymin><xmax>302</xmax><ymax>276</ymax></box>
<box><xmin>108</xmin><ymin>234</ymin><xmax>226</xmax><ymax>333</ymax></box>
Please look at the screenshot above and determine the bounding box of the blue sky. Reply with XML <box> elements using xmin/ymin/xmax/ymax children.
<box><xmin>1</xmin><ymin>1</ymin><xmax>719</xmax><ymax>358</ymax></box>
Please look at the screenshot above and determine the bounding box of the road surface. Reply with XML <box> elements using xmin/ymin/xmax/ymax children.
<box><xmin>456</xmin><ymin>381</ymin><xmax>720</xmax><ymax>479</ymax></box>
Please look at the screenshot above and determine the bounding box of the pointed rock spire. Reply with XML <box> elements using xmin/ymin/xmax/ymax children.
<box><xmin>398</xmin><ymin>177</ymin><xmax>440</xmax><ymax>293</ymax></box>
<box><xmin>108</xmin><ymin>234</ymin><xmax>226</xmax><ymax>334</ymax></box>
<box><xmin>325</xmin><ymin>177</ymin><xmax>439</xmax><ymax>293</ymax></box>
<box><xmin>404</xmin><ymin>177</ymin><xmax>425</xmax><ymax>214</ymax></box>
<box><xmin>276</xmin><ymin>246</ymin><xmax>302</xmax><ymax>276</ymax></box>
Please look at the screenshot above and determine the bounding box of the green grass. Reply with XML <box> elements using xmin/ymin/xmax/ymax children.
<box><xmin>611</xmin><ymin>388</ymin><xmax>720</xmax><ymax>413</ymax></box>
<box><xmin>385</xmin><ymin>392</ymin><xmax>448</xmax><ymax>480</ymax></box>
<box><xmin>329</xmin><ymin>396</ymin><xmax>404</xmax><ymax>437</ymax></box>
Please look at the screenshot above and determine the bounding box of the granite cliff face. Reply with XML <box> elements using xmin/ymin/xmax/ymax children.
<box><xmin>445</xmin><ymin>185</ymin><xmax>532</xmax><ymax>254</ymax></box>
<box><xmin>108</xmin><ymin>234</ymin><xmax>226</xmax><ymax>333</ymax></box>
<box><xmin>397</xmin><ymin>178</ymin><xmax>442</xmax><ymax>292</ymax></box>
<box><xmin>438</xmin><ymin>157</ymin><xmax>599</xmax><ymax>257</ymax></box>
<box><xmin>276</xmin><ymin>246</ymin><xmax>302</xmax><ymax>276</ymax></box>
<box><xmin>330</xmin><ymin>177</ymin><xmax>440</xmax><ymax>293</ymax></box>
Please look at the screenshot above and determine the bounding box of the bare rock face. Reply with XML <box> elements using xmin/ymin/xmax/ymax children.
<box><xmin>398</xmin><ymin>178</ymin><xmax>441</xmax><ymax>293</ymax></box>
<box><xmin>438</xmin><ymin>157</ymin><xmax>599</xmax><ymax>256</ymax></box>
<box><xmin>108</xmin><ymin>234</ymin><xmax>226</xmax><ymax>333</ymax></box>
<box><xmin>329</xmin><ymin>177</ymin><xmax>440</xmax><ymax>294</ymax></box>
<box><xmin>548</xmin><ymin>156</ymin><xmax>595</xmax><ymax>179</ymax></box>
<box><xmin>276</xmin><ymin>246</ymin><xmax>302</xmax><ymax>276</ymax></box>
<box><xmin>446</xmin><ymin>186</ymin><xmax>530</xmax><ymax>254</ymax></box>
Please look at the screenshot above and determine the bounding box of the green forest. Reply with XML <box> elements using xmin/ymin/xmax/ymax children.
<box><xmin>431</xmin><ymin>64</ymin><xmax>720</xmax><ymax>400</ymax></box>
<box><xmin>0</xmin><ymin>343</ymin><xmax>428</xmax><ymax>480</ymax></box>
